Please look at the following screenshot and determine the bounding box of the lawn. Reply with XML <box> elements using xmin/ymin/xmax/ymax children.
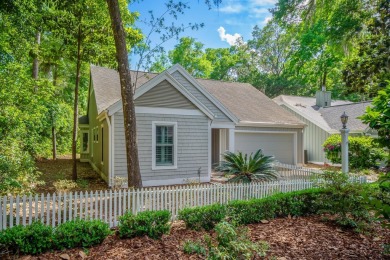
<box><xmin>27</xmin><ymin>215</ymin><xmax>389</xmax><ymax>259</ymax></box>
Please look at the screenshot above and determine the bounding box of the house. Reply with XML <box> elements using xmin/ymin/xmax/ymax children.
<box><xmin>79</xmin><ymin>64</ymin><xmax>305</xmax><ymax>187</ymax></box>
<box><xmin>274</xmin><ymin>90</ymin><xmax>371</xmax><ymax>164</ymax></box>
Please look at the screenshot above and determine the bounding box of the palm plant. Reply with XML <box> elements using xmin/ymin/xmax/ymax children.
<box><xmin>215</xmin><ymin>149</ymin><xmax>277</xmax><ymax>183</ymax></box>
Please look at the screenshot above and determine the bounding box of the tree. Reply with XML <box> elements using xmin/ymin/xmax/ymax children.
<box><xmin>107</xmin><ymin>0</ymin><xmax>142</xmax><ymax>187</ymax></box>
<box><xmin>360</xmin><ymin>81</ymin><xmax>390</xmax><ymax>165</ymax></box>
<box><xmin>343</xmin><ymin>0</ymin><xmax>390</xmax><ymax>97</ymax></box>
<box><xmin>168</xmin><ymin>37</ymin><xmax>212</xmax><ymax>78</ymax></box>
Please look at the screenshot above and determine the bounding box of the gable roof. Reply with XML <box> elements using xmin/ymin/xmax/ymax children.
<box><xmin>198</xmin><ymin>79</ymin><xmax>305</xmax><ymax>127</ymax></box>
<box><xmin>90</xmin><ymin>65</ymin><xmax>305</xmax><ymax>127</ymax></box>
<box><xmin>274</xmin><ymin>95</ymin><xmax>371</xmax><ymax>132</ymax></box>
<box><xmin>107</xmin><ymin>71</ymin><xmax>215</xmax><ymax>119</ymax></box>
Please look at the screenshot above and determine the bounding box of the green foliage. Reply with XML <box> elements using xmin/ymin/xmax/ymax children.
<box><xmin>216</xmin><ymin>149</ymin><xmax>277</xmax><ymax>183</ymax></box>
<box><xmin>0</xmin><ymin>221</ymin><xmax>53</xmax><ymax>255</ymax></box>
<box><xmin>360</xmin><ymin>83</ymin><xmax>390</xmax><ymax>164</ymax></box>
<box><xmin>227</xmin><ymin>189</ymin><xmax>323</xmax><ymax>225</ymax></box>
<box><xmin>53</xmin><ymin>219</ymin><xmax>111</xmax><ymax>249</ymax></box>
<box><xmin>183</xmin><ymin>240</ymin><xmax>207</xmax><ymax>256</ymax></box>
<box><xmin>314</xmin><ymin>170</ymin><xmax>373</xmax><ymax>230</ymax></box>
<box><xmin>118</xmin><ymin>210</ymin><xmax>171</xmax><ymax>239</ymax></box>
<box><xmin>178</xmin><ymin>204</ymin><xmax>226</xmax><ymax>231</ymax></box>
<box><xmin>0</xmin><ymin>138</ymin><xmax>42</xmax><ymax>195</ymax></box>
<box><xmin>323</xmin><ymin>134</ymin><xmax>385</xmax><ymax>169</ymax></box>
<box><xmin>206</xmin><ymin>222</ymin><xmax>269</xmax><ymax>260</ymax></box>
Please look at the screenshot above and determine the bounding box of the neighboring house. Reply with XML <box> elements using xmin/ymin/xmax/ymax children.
<box><xmin>274</xmin><ymin>91</ymin><xmax>371</xmax><ymax>164</ymax></box>
<box><xmin>79</xmin><ymin>64</ymin><xmax>305</xmax><ymax>187</ymax></box>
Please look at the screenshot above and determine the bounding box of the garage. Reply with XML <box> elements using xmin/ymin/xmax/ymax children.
<box><xmin>235</xmin><ymin>132</ymin><xmax>296</xmax><ymax>165</ymax></box>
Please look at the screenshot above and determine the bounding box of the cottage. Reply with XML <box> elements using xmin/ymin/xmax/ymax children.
<box><xmin>274</xmin><ymin>90</ymin><xmax>372</xmax><ymax>164</ymax></box>
<box><xmin>79</xmin><ymin>64</ymin><xmax>305</xmax><ymax>186</ymax></box>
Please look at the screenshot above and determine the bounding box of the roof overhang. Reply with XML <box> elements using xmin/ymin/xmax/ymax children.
<box><xmin>105</xmin><ymin>71</ymin><xmax>215</xmax><ymax>120</ymax></box>
<box><xmin>237</xmin><ymin>121</ymin><xmax>306</xmax><ymax>129</ymax></box>
<box><xmin>167</xmin><ymin>64</ymin><xmax>239</xmax><ymax>123</ymax></box>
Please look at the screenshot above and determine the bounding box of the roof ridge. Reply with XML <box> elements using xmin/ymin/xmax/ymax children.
<box><xmin>325</xmin><ymin>101</ymin><xmax>372</xmax><ymax>108</ymax></box>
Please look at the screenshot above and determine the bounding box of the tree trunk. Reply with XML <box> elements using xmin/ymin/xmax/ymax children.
<box><xmin>106</xmin><ymin>0</ymin><xmax>142</xmax><ymax>188</ymax></box>
<box><xmin>52</xmin><ymin>64</ymin><xmax>58</xmax><ymax>160</ymax></box>
<box><xmin>32</xmin><ymin>31</ymin><xmax>40</xmax><ymax>91</ymax></box>
<box><xmin>52</xmin><ymin>126</ymin><xmax>57</xmax><ymax>160</ymax></box>
<box><xmin>72</xmin><ymin>25</ymin><xmax>82</xmax><ymax>181</ymax></box>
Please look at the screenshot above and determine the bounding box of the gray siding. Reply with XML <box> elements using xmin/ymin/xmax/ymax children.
<box><xmin>171</xmin><ymin>71</ymin><xmax>232</xmax><ymax>122</ymax></box>
<box><xmin>280</xmin><ymin>105</ymin><xmax>329</xmax><ymax>163</ymax></box>
<box><xmin>114</xmin><ymin>112</ymin><xmax>209</xmax><ymax>183</ymax></box>
<box><xmin>235</xmin><ymin>126</ymin><xmax>304</xmax><ymax>164</ymax></box>
<box><xmin>135</xmin><ymin>80</ymin><xmax>197</xmax><ymax>109</ymax></box>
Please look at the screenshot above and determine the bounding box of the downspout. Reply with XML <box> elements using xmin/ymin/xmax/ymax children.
<box><xmin>104</xmin><ymin>112</ymin><xmax>112</xmax><ymax>187</ymax></box>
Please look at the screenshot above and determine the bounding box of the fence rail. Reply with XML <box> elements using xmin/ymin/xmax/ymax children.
<box><xmin>0</xmin><ymin>176</ymin><xmax>366</xmax><ymax>230</ymax></box>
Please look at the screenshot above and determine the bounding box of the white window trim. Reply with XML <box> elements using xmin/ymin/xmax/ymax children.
<box><xmin>152</xmin><ymin>121</ymin><xmax>178</xmax><ymax>170</ymax></box>
<box><xmin>80</xmin><ymin>130</ymin><xmax>89</xmax><ymax>154</ymax></box>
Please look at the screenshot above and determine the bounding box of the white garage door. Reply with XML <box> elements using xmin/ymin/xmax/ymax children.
<box><xmin>235</xmin><ymin>132</ymin><xmax>295</xmax><ymax>164</ymax></box>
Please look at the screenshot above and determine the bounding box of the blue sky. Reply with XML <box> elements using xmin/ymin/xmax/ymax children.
<box><xmin>129</xmin><ymin>0</ymin><xmax>277</xmax><ymax>52</ymax></box>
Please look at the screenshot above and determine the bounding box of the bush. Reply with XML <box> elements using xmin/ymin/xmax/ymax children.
<box><xmin>183</xmin><ymin>240</ymin><xmax>207</xmax><ymax>256</ymax></box>
<box><xmin>178</xmin><ymin>204</ymin><xmax>226</xmax><ymax>231</ymax></box>
<box><xmin>118</xmin><ymin>210</ymin><xmax>171</xmax><ymax>239</ymax></box>
<box><xmin>207</xmin><ymin>222</ymin><xmax>269</xmax><ymax>259</ymax></box>
<box><xmin>323</xmin><ymin>134</ymin><xmax>385</xmax><ymax>169</ymax></box>
<box><xmin>0</xmin><ymin>221</ymin><xmax>53</xmax><ymax>255</ymax></box>
<box><xmin>227</xmin><ymin>189</ymin><xmax>323</xmax><ymax>225</ymax></box>
<box><xmin>53</xmin><ymin>219</ymin><xmax>111</xmax><ymax>249</ymax></box>
<box><xmin>314</xmin><ymin>171</ymin><xmax>374</xmax><ymax>230</ymax></box>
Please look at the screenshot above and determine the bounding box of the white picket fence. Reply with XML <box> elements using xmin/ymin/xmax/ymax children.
<box><xmin>0</xmin><ymin>176</ymin><xmax>366</xmax><ymax>230</ymax></box>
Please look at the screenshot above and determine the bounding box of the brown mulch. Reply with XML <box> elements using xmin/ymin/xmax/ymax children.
<box><xmin>35</xmin><ymin>156</ymin><xmax>108</xmax><ymax>194</ymax></box>
<box><xmin>19</xmin><ymin>216</ymin><xmax>390</xmax><ymax>260</ymax></box>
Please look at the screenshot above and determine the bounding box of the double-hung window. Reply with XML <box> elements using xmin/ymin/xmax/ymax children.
<box><xmin>152</xmin><ymin>122</ymin><xmax>177</xmax><ymax>170</ymax></box>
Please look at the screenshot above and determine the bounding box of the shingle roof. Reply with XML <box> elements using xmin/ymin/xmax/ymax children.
<box><xmin>78</xmin><ymin>115</ymin><xmax>89</xmax><ymax>125</ymax></box>
<box><xmin>198</xmin><ymin>79</ymin><xmax>305</xmax><ymax>126</ymax></box>
<box><xmin>90</xmin><ymin>65</ymin><xmax>304</xmax><ymax>127</ymax></box>
<box><xmin>274</xmin><ymin>95</ymin><xmax>371</xmax><ymax>132</ymax></box>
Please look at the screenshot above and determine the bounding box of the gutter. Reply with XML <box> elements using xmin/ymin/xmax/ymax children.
<box><xmin>237</xmin><ymin>121</ymin><xmax>306</xmax><ymax>129</ymax></box>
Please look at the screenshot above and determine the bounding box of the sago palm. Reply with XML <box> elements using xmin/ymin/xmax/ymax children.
<box><xmin>215</xmin><ymin>149</ymin><xmax>277</xmax><ymax>183</ymax></box>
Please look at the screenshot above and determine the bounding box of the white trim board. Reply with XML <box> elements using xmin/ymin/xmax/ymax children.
<box><xmin>152</xmin><ymin>121</ymin><xmax>178</xmax><ymax>170</ymax></box>
<box><xmin>167</xmin><ymin>64</ymin><xmax>239</xmax><ymax>123</ymax></box>
<box><xmin>235</xmin><ymin>130</ymin><xmax>298</xmax><ymax>165</ymax></box>
<box><xmin>106</xmin><ymin>71</ymin><xmax>214</xmax><ymax>120</ymax></box>
<box><xmin>211</xmin><ymin>121</ymin><xmax>235</xmax><ymax>129</ymax></box>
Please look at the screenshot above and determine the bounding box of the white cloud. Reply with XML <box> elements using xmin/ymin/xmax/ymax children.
<box><xmin>217</xmin><ymin>27</ymin><xmax>242</xmax><ymax>46</ymax></box>
<box><xmin>261</xmin><ymin>16</ymin><xmax>272</xmax><ymax>26</ymax></box>
<box><xmin>250</xmin><ymin>0</ymin><xmax>278</xmax><ymax>5</ymax></box>
<box><xmin>219</xmin><ymin>4</ymin><xmax>245</xmax><ymax>13</ymax></box>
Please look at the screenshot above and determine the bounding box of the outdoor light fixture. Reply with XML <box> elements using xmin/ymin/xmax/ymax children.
<box><xmin>340</xmin><ymin>112</ymin><xmax>348</xmax><ymax>129</ymax></box>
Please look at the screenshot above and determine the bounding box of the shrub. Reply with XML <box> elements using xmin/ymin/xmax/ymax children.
<box><xmin>53</xmin><ymin>179</ymin><xmax>78</xmax><ymax>193</ymax></box>
<box><xmin>227</xmin><ymin>189</ymin><xmax>323</xmax><ymax>225</ymax></box>
<box><xmin>53</xmin><ymin>219</ymin><xmax>111</xmax><ymax>249</ymax></box>
<box><xmin>315</xmin><ymin>171</ymin><xmax>373</xmax><ymax>230</ymax></box>
<box><xmin>0</xmin><ymin>221</ymin><xmax>53</xmax><ymax>255</ymax></box>
<box><xmin>183</xmin><ymin>240</ymin><xmax>207</xmax><ymax>256</ymax></box>
<box><xmin>323</xmin><ymin>134</ymin><xmax>385</xmax><ymax>169</ymax></box>
<box><xmin>118</xmin><ymin>210</ymin><xmax>171</xmax><ymax>239</ymax></box>
<box><xmin>207</xmin><ymin>222</ymin><xmax>269</xmax><ymax>259</ymax></box>
<box><xmin>178</xmin><ymin>204</ymin><xmax>226</xmax><ymax>231</ymax></box>
<box><xmin>215</xmin><ymin>149</ymin><xmax>277</xmax><ymax>182</ymax></box>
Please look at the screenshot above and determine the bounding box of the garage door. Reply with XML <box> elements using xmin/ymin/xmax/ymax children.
<box><xmin>235</xmin><ymin>132</ymin><xmax>295</xmax><ymax>164</ymax></box>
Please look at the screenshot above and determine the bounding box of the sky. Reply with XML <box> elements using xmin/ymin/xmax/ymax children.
<box><xmin>129</xmin><ymin>0</ymin><xmax>277</xmax><ymax>57</ymax></box>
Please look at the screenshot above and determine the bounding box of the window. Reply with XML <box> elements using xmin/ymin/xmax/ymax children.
<box><xmin>81</xmin><ymin>131</ymin><xmax>89</xmax><ymax>153</ymax></box>
<box><xmin>152</xmin><ymin>122</ymin><xmax>177</xmax><ymax>170</ymax></box>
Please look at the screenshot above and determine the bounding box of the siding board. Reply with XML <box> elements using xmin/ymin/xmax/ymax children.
<box><xmin>113</xmin><ymin>112</ymin><xmax>209</xmax><ymax>184</ymax></box>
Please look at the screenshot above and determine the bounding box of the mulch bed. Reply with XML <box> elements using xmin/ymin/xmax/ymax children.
<box><xmin>18</xmin><ymin>215</ymin><xmax>390</xmax><ymax>260</ymax></box>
